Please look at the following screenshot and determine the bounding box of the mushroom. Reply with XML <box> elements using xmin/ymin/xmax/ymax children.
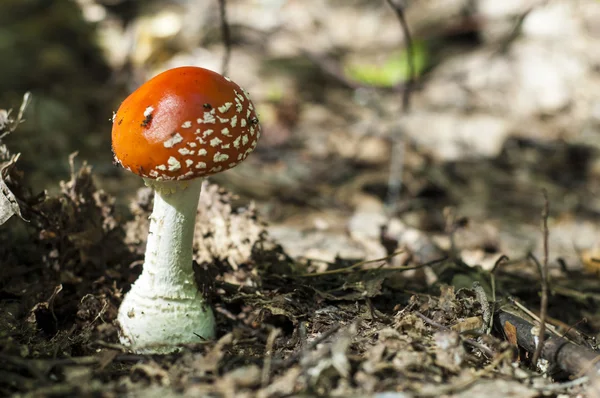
<box><xmin>111</xmin><ymin>66</ymin><xmax>261</xmax><ymax>353</ymax></box>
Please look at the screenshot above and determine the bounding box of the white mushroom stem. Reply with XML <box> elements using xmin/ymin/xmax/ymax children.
<box><xmin>117</xmin><ymin>178</ymin><xmax>216</xmax><ymax>354</ymax></box>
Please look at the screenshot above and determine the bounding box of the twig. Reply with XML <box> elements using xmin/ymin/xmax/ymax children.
<box><xmin>299</xmin><ymin>255</ymin><xmax>447</xmax><ymax>277</ymax></box>
<box><xmin>495</xmin><ymin>0</ymin><xmax>549</xmax><ymax>54</ymax></box>
<box><xmin>261</xmin><ymin>328</ymin><xmax>281</xmax><ymax>387</ymax></box>
<box><xmin>298</xmin><ymin>250</ymin><xmax>406</xmax><ymax>277</ymax></box>
<box><xmin>384</xmin><ymin>0</ymin><xmax>416</xmax><ymax>213</ymax></box>
<box><xmin>531</xmin><ymin>190</ymin><xmax>550</xmax><ymax>366</ymax></box>
<box><xmin>217</xmin><ymin>0</ymin><xmax>231</xmax><ymax>76</ymax></box>
<box><xmin>489</xmin><ymin>254</ymin><xmax>510</xmax><ymax>275</ymax></box>
<box><xmin>385</xmin><ymin>0</ymin><xmax>414</xmax><ymax>112</ymax></box>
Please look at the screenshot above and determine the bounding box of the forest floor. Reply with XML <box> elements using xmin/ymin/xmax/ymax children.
<box><xmin>2</xmin><ymin>0</ymin><xmax>600</xmax><ymax>397</ymax></box>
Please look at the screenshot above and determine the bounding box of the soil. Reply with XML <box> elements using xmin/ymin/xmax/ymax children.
<box><xmin>2</xmin><ymin>1</ymin><xmax>600</xmax><ymax>397</ymax></box>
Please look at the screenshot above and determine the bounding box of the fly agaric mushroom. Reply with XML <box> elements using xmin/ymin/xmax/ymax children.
<box><xmin>111</xmin><ymin>66</ymin><xmax>261</xmax><ymax>353</ymax></box>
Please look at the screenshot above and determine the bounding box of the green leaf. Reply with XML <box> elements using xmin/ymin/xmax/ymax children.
<box><xmin>344</xmin><ymin>41</ymin><xmax>428</xmax><ymax>87</ymax></box>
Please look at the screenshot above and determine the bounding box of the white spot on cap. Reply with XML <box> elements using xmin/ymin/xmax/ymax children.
<box><xmin>235</xmin><ymin>91</ymin><xmax>245</xmax><ymax>102</ymax></box>
<box><xmin>250</xmin><ymin>126</ymin><xmax>255</xmax><ymax>136</ymax></box>
<box><xmin>233</xmin><ymin>136</ymin><xmax>241</xmax><ymax>149</ymax></box>
<box><xmin>188</xmin><ymin>142</ymin><xmax>197</xmax><ymax>147</ymax></box>
<box><xmin>235</xmin><ymin>100</ymin><xmax>243</xmax><ymax>113</ymax></box>
<box><xmin>178</xmin><ymin>148</ymin><xmax>191</xmax><ymax>155</ymax></box>
<box><xmin>221</xmin><ymin>144</ymin><xmax>230</xmax><ymax>149</ymax></box>
<box><xmin>185</xmin><ymin>159</ymin><xmax>194</xmax><ymax>167</ymax></box>
<box><xmin>144</xmin><ymin>106</ymin><xmax>154</xmax><ymax>117</ymax></box>
<box><xmin>156</xmin><ymin>164</ymin><xmax>167</xmax><ymax>171</ymax></box>
<box><xmin>149</xmin><ymin>170</ymin><xmax>159</xmax><ymax>177</ymax></box>
<box><xmin>230</xmin><ymin>115</ymin><xmax>238</xmax><ymax>128</ymax></box>
<box><xmin>228</xmin><ymin>162</ymin><xmax>237</xmax><ymax>168</ymax></box>
<box><xmin>198</xmin><ymin>148</ymin><xmax>207</xmax><ymax>156</ymax></box>
<box><xmin>167</xmin><ymin>156</ymin><xmax>181</xmax><ymax>171</ymax></box>
<box><xmin>217</xmin><ymin>116</ymin><xmax>229</xmax><ymax>123</ymax></box>
<box><xmin>210</xmin><ymin>137</ymin><xmax>223</xmax><ymax>147</ymax></box>
<box><xmin>242</xmin><ymin>135</ymin><xmax>249</xmax><ymax>146</ymax></box>
<box><xmin>213</xmin><ymin>152</ymin><xmax>229</xmax><ymax>162</ymax></box>
<box><xmin>218</xmin><ymin>102</ymin><xmax>233</xmax><ymax>113</ymax></box>
<box><xmin>202</xmin><ymin>129</ymin><xmax>214</xmax><ymax>138</ymax></box>
<box><xmin>196</xmin><ymin>162</ymin><xmax>207</xmax><ymax>169</ymax></box>
<box><xmin>221</xmin><ymin>127</ymin><xmax>231</xmax><ymax>136</ymax></box>
<box><xmin>210</xmin><ymin>166</ymin><xmax>223</xmax><ymax>173</ymax></box>
<box><xmin>198</xmin><ymin>111</ymin><xmax>216</xmax><ymax>124</ymax></box>
<box><xmin>249</xmin><ymin>103</ymin><xmax>254</xmax><ymax>111</ymax></box>
<box><xmin>237</xmin><ymin>153</ymin><xmax>243</xmax><ymax>160</ymax></box>
<box><xmin>164</xmin><ymin>133</ymin><xmax>183</xmax><ymax>148</ymax></box>
<box><xmin>246</xmin><ymin>109</ymin><xmax>251</xmax><ymax>118</ymax></box>
<box><xmin>181</xmin><ymin>121</ymin><xmax>192</xmax><ymax>128</ymax></box>
<box><xmin>240</xmin><ymin>118</ymin><xmax>247</xmax><ymax>127</ymax></box>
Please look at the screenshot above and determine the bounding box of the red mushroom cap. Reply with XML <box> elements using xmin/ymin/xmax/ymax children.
<box><xmin>111</xmin><ymin>66</ymin><xmax>261</xmax><ymax>180</ymax></box>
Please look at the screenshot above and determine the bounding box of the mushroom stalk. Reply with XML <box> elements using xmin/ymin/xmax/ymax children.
<box><xmin>112</xmin><ymin>66</ymin><xmax>261</xmax><ymax>353</ymax></box>
<box><xmin>117</xmin><ymin>179</ymin><xmax>216</xmax><ymax>353</ymax></box>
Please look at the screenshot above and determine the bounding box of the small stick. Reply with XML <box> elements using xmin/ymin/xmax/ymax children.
<box><xmin>298</xmin><ymin>255</ymin><xmax>447</xmax><ymax>277</ymax></box>
<box><xmin>384</xmin><ymin>0</ymin><xmax>415</xmax><ymax>212</ymax></box>
<box><xmin>531</xmin><ymin>190</ymin><xmax>550</xmax><ymax>366</ymax></box>
<box><xmin>298</xmin><ymin>250</ymin><xmax>405</xmax><ymax>277</ymax></box>
<box><xmin>261</xmin><ymin>328</ymin><xmax>281</xmax><ymax>387</ymax></box>
<box><xmin>217</xmin><ymin>0</ymin><xmax>231</xmax><ymax>76</ymax></box>
<box><xmin>385</xmin><ymin>0</ymin><xmax>415</xmax><ymax>113</ymax></box>
<box><xmin>489</xmin><ymin>254</ymin><xmax>509</xmax><ymax>275</ymax></box>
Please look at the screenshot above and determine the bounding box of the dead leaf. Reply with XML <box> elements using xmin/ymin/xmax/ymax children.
<box><xmin>581</xmin><ymin>248</ymin><xmax>600</xmax><ymax>276</ymax></box>
<box><xmin>0</xmin><ymin>154</ymin><xmax>24</xmax><ymax>225</ymax></box>
<box><xmin>503</xmin><ymin>320</ymin><xmax>519</xmax><ymax>361</ymax></box>
<box><xmin>27</xmin><ymin>284</ymin><xmax>63</xmax><ymax>334</ymax></box>
<box><xmin>452</xmin><ymin>316</ymin><xmax>484</xmax><ymax>334</ymax></box>
<box><xmin>434</xmin><ymin>330</ymin><xmax>465</xmax><ymax>373</ymax></box>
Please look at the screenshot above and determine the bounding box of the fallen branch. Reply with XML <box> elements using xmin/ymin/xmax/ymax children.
<box><xmin>496</xmin><ymin>310</ymin><xmax>600</xmax><ymax>376</ymax></box>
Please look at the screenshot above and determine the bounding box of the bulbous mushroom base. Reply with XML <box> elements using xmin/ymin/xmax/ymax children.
<box><xmin>117</xmin><ymin>287</ymin><xmax>216</xmax><ymax>354</ymax></box>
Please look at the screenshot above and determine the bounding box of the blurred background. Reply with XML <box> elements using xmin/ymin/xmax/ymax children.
<box><xmin>2</xmin><ymin>0</ymin><xmax>600</xmax><ymax>271</ymax></box>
